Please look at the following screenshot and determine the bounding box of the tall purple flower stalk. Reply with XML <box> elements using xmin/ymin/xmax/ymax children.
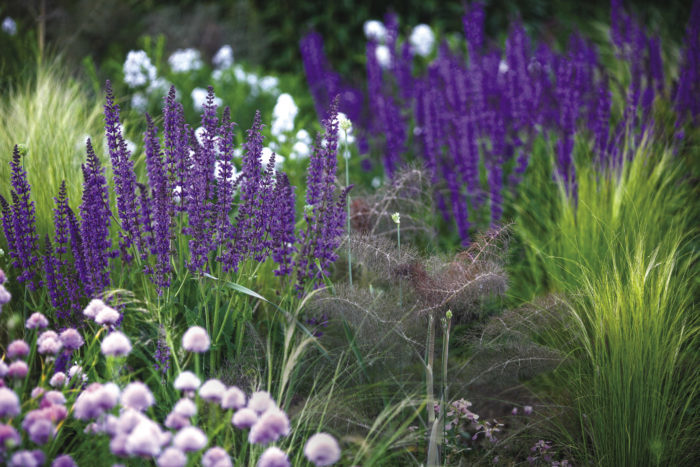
<box><xmin>163</xmin><ymin>86</ymin><xmax>189</xmax><ymax>214</ymax></box>
<box><xmin>104</xmin><ymin>81</ymin><xmax>143</xmax><ymax>261</ymax></box>
<box><xmin>214</xmin><ymin>106</ymin><xmax>237</xmax><ymax>244</ymax></box>
<box><xmin>144</xmin><ymin>113</ymin><xmax>173</xmax><ymax>292</ymax></box>
<box><xmin>270</xmin><ymin>173</ymin><xmax>297</xmax><ymax>277</ymax></box>
<box><xmin>80</xmin><ymin>139</ymin><xmax>113</xmax><ymax>298</ymax></box>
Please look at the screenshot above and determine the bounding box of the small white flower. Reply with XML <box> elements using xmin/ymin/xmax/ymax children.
<box><xmin>172</xmin><ymin>185</ymin><xmax>182</xmax><ymax>204</ymax></box>
<box><xmin>409</xmin><ymin>24</ymin><xmax>435</xmax><ymax>57</ymax></box>
<box><xmin>174</xmin><ymin>371</ymin><xmax>201</xmax><ymax>392</ymax></box>
<box><xmin>498</xmin><ymin>59</ymin><xmax>509</xmax><ymax>74</ymax></box>
<box><xmin>169</xmin><ymin>48</ymin><xmax>203</xmax><ymax>73</ymax></box>
<box><xmin>392</xmin><ymin>212</ymin><xmax>401</xmax><ymax>225</ymax></box>
<box><xmin>290</xmin><ymin>141</ymin><xmax>310</xmax><ymax>160</ymax></box>
<box><xmin>371</xmin><ymin>177</ymin><xmax>382</xmax><ymax>188</ymax></box>
<box><xmin>338</xmin><ymin>113</ymin><xmax>353</xmax><ymax>132</ymax></box>
<box><xmin>271</xmin><ymin>93</ymin><xmax>298</xmax><ymax>137</ymax></box>
<box><xmin>375</xmin><ymin>45</ymin><xmax>392</xmax><ymax>69</ymax></box>
<box><xmin>123</xmin><ymin>50</ymin><xmax>157</xmax><ymax>88</ymax></box>
<box><xmin>259</xmin><ymin>76</ymin><xmax>279</xmax><ymax>94</ymax></box>
<box><xmin>2</xmin><ymin>17</ymin><xmax>17</xmax><ymax>36</ymax></box>
<box><xmin>147</xmin><ymin>77</ymin><xmax>170</xmax><ymax>96</ymax></box>
<box><xmin>125</xmin><ymin>139</ymin><xmax>137</xmax><ymax>155</ymax></box>
<box><xmin>233</xmin><ymin>65</ymin><xmax>247</xmax><ymax>82</ymax></box>
<box><xmin>295</xmin><ymin>129</ymin><xmax>311</xmax><ymax>145</ymax></box>
<box><xmin>213</xmin><ymin>45</ymin><xmax>234</xmax><ymax>69</ymax></box>
<box><xmin>363</xmin><ymin>20</ymin><xmax>387</xmax><ymax>42</ymax></box>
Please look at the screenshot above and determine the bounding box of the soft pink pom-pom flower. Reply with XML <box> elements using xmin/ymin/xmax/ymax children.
<box><xmin>10</xmin><ymin>449</ymin><xmax>45</xmax><ymax>467</ymax></box>
<box><xmin>248</xmin><ymin>408</ymin><xmax>290</xmax><ymax>445</ymax></box>
<box><xmin>95</xmin><ymin>306</ymin><xmax>120</xmax><ymax>325</ymax></box>
<box><xmin>173</xmin><ymin>371</ymin><xmax>201</xmax><ymax>392</ymax></box>
<box><xmin>7</xmin><ymin>361</ymin><xmax>28</xmax><ymax>379</ymax></box>
<box><xmin>164</xmin><ymin>412</ymin><xmax>190</xmax><ymax>430</ymax></box>
<box><xmin>202</xmin><ymin>446</ymin><xmax>232</xmax><ymax>467</ymax></box>
<box><xmin>25</xmin><ymin>312</ymin><xmax>48</xmax><ymax>329</ymax></box>
<box><xmin>0</xmin><ymin>387</ymin><xmax>21</xmax><ymax>417</ymax></box>
<box><xmin>59</xmin><ymin>329</ymin><xmax>84</xmax><ymax>350</ymax></box>
<box><xmin>232</xmin><ymin>408</ymin><xmax>258</xmax><ymax>429</ymax></box>
<box><xmin>121</xmin><ymin>382</ymin><xmax>155</xmax><ymax>411</ymax></box>
<box><xmin>221</xmin><ymin>386</ymin><xmax>246</xmax><ymax>410</ymax></box>
<box><xmin>248</xmin><ymin>391</ymin><xmax>275</xmax><ymax>414</ymax></box>
<box><xmin>157</xmin><ymin>447</ymin><xmax>187</xmax><ymax>467</ymax></box>
<box><xmin>51</xmin><ymin>454</ymin><xmax>77</xmax><ymax>467</ymax></box>
<box><xmin>43</xmin><ymin>391</ymin><xmax>66</xmax><ymax>406</ymax></box>
<box><xmin>83</xmin><ymin>298</ymin><xmax>107</xmax><ymax>319</ymax></box>
<box><xmin>49</xmin><ymin>372</ymin><xmax>67</xmax><ymax>388</ymax></box>
<box><xmin>173</xmin><ymin>426</ymin><xmax>208</xmax><ymax>452</ymax></box>
<box><xmin>37</xmin><ymin>331</ymin><xmax>63</xmax><ymax>354</ymax></box>
<box><xmin>173</xmin><ymin>398</ymin><xmax>197</xmax><ymax>417</ymax></box>
<box><xmin>101</xmin><ymin>331</ymin><xmax>132</xmax><ymax>357</ymax></box>
<box><xmin>258</xmin><ymin>446</ymin><xmax>291</xmax><ymax>467</ymax></box>
<box><xmin>7</xmin><ymin>340</ymin><xmax>30</xmax><ymax>359</ymax></box>
<box><xmin>182</xmin><ymin>326</ymin><xmax>210</xmax><ymax>353</ymax></box>
<box><xmin>304</xmin><ymin>433</ymin><xmax>341</xmax><ymax>466</ymax></box>
<box><xmin>31</xmin><ymin>387</ymin><xmax>45</xmax><ymax>399</ymax></box>
<box><xmin>126</xmin><ymin>419</ymin><xmax>169</xmax><ymax>457</ymax></box>
<box><xmin>199</xmin><ymin>379</ymin><xmax>226</xmax><ymax>403</ymax></box>
<box><xmin>0</xmin><ymin>423</ymin><xmax>21</xmax><ymax>449</ymax></box>
<box><xmin>524</xmin><ymin>405</ymin><xmax>533</xmax><ymax>415</ymax></box>
<box><xmin>0</xmin><ymin>285</ymin><xmax>10</xmax><ymax>311</ymax></box>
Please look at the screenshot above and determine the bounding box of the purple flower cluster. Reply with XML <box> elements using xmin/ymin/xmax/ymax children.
<box><xmin>300</xmin><ymin>2</ymin><xmax>699</xmax><ymax>244</ymax></box>
<box><xmin>1</xmin><ymin>83</ymin><xmax>348</xmax><ymax>315</ymax></box>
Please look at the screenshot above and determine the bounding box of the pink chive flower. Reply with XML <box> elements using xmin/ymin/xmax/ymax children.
<box><xmin>304</xmin><ymin>433</ymin><xmax>341</xmax><ymax>466</ymax></box>
<box><xmin>27</xmin><ymin>418</ymin><xmax>53</xmax><ymax>444</ymax></box>
<box><xmin>10</xmin><ymin>450</ymin><xmax>45</xmax><ymax>466</ymax></box>
<box><xmin>221</xmin><ymin>386</ymin><xmax>246</xmax><ymax>410</ymax></box>
<box><xmin>247</xmin><ymin>391</ymin><xmax>275</xmax><ymax>414</ymax></box>
<box><xmin>173</xmin><ymin>398</ymin><xmax>197</xmax><ymax>417</ymax></box>
<box><xmin>0</xmin><ymin>361</ymin><xmax>7</xmax><ymax>378</ymax></box>
<box><xmin>51</xmin><ymin>454</ymin><xmax>78</xmax><ymax>467</ymax></box>
<box><xmin>199</xmin><ymin>379</ymin><xmax>226</xmax><ymax>403</ymax></box>
<box><xmin>110</xmin><ymin>433</ymin><xmax>129</xmax><ymax>457</ymax></box>
<box><xmin>164</xmin><ymin>412</ymin><xmax>191</xmax><ymax>430</ymax></box>
<box><xmin>101</xmin><ymin>331</ymin><xmax>132</xmax><ymax>357</ymax></box>
<box><xmin>95</xmin><ymin>306</ymin><xmax>121</xmax><ymax>325</ymax></box>
<box><xmin>49</xmin><ymin>372</ymin><xmax>67</xmax><ymax>388</ymax></box>
<box><xmin>25</xmin><ymin>312</ymin><xmax>48</xmax><ymax>329</ymax></box>
<box><xmin>37</xmin><ymin>331</ymin><xmax>63</xmax><ymax>354</ymax></box>
<box><xmin>0</xmin><ymin>285</ymin><xmax>10</xmax><ymax>311</ymax></box>
<box><xmin>232</xmin><ymin>408</ymin><xmax>258</xmax><ymax>429</ymax></box>
<box><xmin>157</xmin><ymin>447</ymin><xmax>187</xmax><ymax>467</ymax></box>
<box><xmin>59</xmin><ymin>328</ymin><xmax>84</xmax><ymax>350</ymax></box>
<box><xmin>43</xmin><ymin>391</ymin><xmax>66</xmax><ymax>406</ymax></box>
<box><xmin>181</xmin><ymin>326</ymin><xmax>210</xmax><ymax>353</ymax></box>
<box><xmin>7</xmin><ymin>361</ymin><xmax>28</xmax><ymax>379</ymax></box>
<box><xmin>0</xmin><ymin>387</ymin><xmax>21</xmax><ymax>417</ymax></box>
<box><xmin>31</xmin><ymin>387</ymin><xmax>45</xmax><ymax>399</ymax></box>
<box><xmin>0</xmin><ymin>423</ymin><xmax>21</xmax><ymax>449</ymax></box>
<box><xmin>126</xmin><ymin>419</ymin><xmax>169</xmax><ymax>457</ymax></box>
<box><xmin>173</xmin><ymin>426</ymin><xmax>208</xmax><ymax>452</ymax></box>
<box><xmin>174</xmin><ymin>371</ymin><xmax>201</xmax><ymax>392</ymax></box>
<box><xmin>524</xmin><ymin>405</ymin><xmax>533</xmax><ymax>415</ymax></box>
<box><xmin>83</xmin><ymin>298</ymin><xmax>107</xmax><ymax>319</ymax></box>
<box><xmin>258</xmin><ymin>446</ymin><xmax>291</xmax><ymax>467</ymax></box>
<box><xmin>121</xmin><ymin>382</ymin><xmax>155</xmax><ymax>411</ymax></box>
<box><xmin>248</xmin><ymin>408</ymin><xmax>291</xmax><ymax>445</ymax></box>
<box><xmin>202</xmin><ymin>446</ymin><xmax>232</xmax><ymax>467</ymax></box>
<box><xmin>7</xmin><ymin>340</ymin><xmax>30</xmax><ymax>359</ymax></box>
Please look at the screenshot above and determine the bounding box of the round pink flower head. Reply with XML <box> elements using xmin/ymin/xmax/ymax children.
<box><xmin>232</xmin><ymin>408</ymin><xmax>258</xmax><ymax>429</ymax></box>
<box><xmin>96</xmin><ymin>383</ymin><xmax>121</xmax><ymax>411</ymax></box>
<box><xmin>182</xmin><ymin>326</ymin><xmax>210</xmax><ymax>353</ymax></box>
<box><xmin>10</xmin><ymin>449</ymin><xmax>45</xmax><ymax>467</ymax></box>
<box><xmin>101</xmin><ymin>331</ymin><xmax>132</xmax><ymax>357</ymax></box>
<box><xmin>59</xmin><ymin>328</ymin><xmax>84</xmax><ymax>350</ymax></box>
<box><xmin>0</xmin><ymin>423</ymin><xmax>21</xmax><ymax>449</ymax></box>
<box><xmin>157</xmin><ymin>447</ymin><xmax>187</xmax><ymax>467</ymax></box>
<box><xmin>25</xmin><ymin>312</ymin><xmax>49</xmax><ymax>330</ymax></box>
<box><xmin>164</xmin><ymin>412</ymin><xmax>190</xmax><ymax>430</ymax></box>
<box><xmin>199</xmin><ymin>379</ymin><xmax>226</xmax><ymax>403</ymax></box>
<box><xmin>83</xmin><ymin>298</ymin><xmax>107</xmax><ymax>319</ymax></box>
<box><xmin>43</xmin><ymin>390</ymin><xmax>66</xmax><ymax>406</ymax></box>
<box><xmin>221</xmin><ymin>386</ymin><xmax>246</xmax><ymax>410</ymax></box>
<box><xmin>202</xmin><ymin>446</ymin><xmax>232</xmax><ymax>467</ymax></box>
<box><xmin>73</xmin><ymin>383</ymin><xmax>106</xmax><ymax>420</ymax></box>
<box><xmin>304</xmin><ymin>433</ymin><xmax>341</xmax><ymax>466</ymax></box>
<box><xmin>126</xmin><ymin>419</ymin><xmax>168</xmax><ymax>457</ymax></box>
<box><xmin>0</xmin><ymin>360</ymin><xmax>7</xmax><ymax>378</ymax></box>
<box><xmin>121</xmin><ymin>382</ymin><xmax>155</xmax><ymax>411</ymax></box>
<box><xmin>95</xmin><ymin>306</ymin><xmax>120</xmax><ymax>325</ymax></box>
<box><xmin>173</xmin><ymin>398</ymin><xmax>197</xmax><ymax>417</ymax></box>
<box><xmin>0</xmin><ymin>285</ymin><xmax>10</xmax><ymax>309</ymax></box>
<box><xmin>524</xmin><ymin>405</ymin><xmax>533</xmax><ymax>415</ymax></box>
<box><xmin>51</xmin><ymin>454</ymin><xmax>78</xmax><ymax>467</ymax></box>
<box><xmin>37</xmin><ymin>331</ymin><xmax>63</xmax><ymax>355</ymax></box>
<box><xmin>173</xmin><ymin>426</ymin><xmax>208</xmax><ymax>452</ymax></box>
<box><xmin>31</xmin><ymin>387</ymin><xmax>45</xmax><ymax>399</ymax></box>
<box><xmin>7</xmin><ymin>340</ymin><xmax>30</xmax><ymax>360</ymax></box>
<box><xmin>258</xmin><ymin>446</ymin><xmax>291</xmax><ymax>467</ymax></box>
<box><xmin>49</xmin><ymin>372</ymin><xmax>67</xmax><ymax>388</ymax></box>
<box><xmin>248</xmin><ymin>408</ymin><xmax>291</xmax><ymax>445</ymax></box>
<box><xmin>7</xmin><ymin>360</ymin><xmax>28</xmax><ymax>379</ymax></box>
<box><xmin>247</xmin><ymin>391</ymin><xmax>276</xmax><ymax>415</ymax></box>
<box><xmin>27</xmin><ymin>418</ymin><xmax>53</xmax><ymax>445</ymax></box>
<box><xmin>0</xmin><ymin>387</ymin><xmax>21</xmax><ymax>418</ymax></box>
<box><xmin>174</xmin><ymin>371</ymin><xmax>201</xmax><ymax>392</ymax></box>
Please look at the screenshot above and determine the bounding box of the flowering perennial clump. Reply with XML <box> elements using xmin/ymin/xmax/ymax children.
<box><xmin>0</xmin><ymin>82</ymin><xmax>349</xmax><ymax>320</ymax></box>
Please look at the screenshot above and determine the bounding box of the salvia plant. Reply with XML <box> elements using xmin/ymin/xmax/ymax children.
<box><xmin>0</xmin><ymin>82</ymin><xmax>349</xmax><ymax>319</ymax></box>
<box><xmin>0</xmin><ymin>274</ymin><xmax>341</xmax><ymax>466</ymax></box>
<box><xmin>300</xmin><ymin>0</ymin><xmax>700</xmax><ymax>244</ymax></box>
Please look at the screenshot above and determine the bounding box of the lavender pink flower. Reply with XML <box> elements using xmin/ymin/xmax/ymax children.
<box><xmin>304</xmin><ymin>433</ymin><xmax>341</xmax><ymax>466</ymax></box>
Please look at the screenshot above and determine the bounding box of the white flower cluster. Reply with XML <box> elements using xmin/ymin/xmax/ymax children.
<box><xmin>290</xmin><ymin>129</ymin><xmax>312</xmax><ymax>161</ymax></box>
<box><xmin>409</xmin><ymin>24</ymin><xmax>436</xmax><ymax>57</ymax></box>
<box><xmin>271</xmin><ymin>94</ymin><xmax>298</xmax><ymax>142</ymax></box>
<box><xmin>169</xmin><ymin>48</ymin><xmax>203</xmax><ymax>73</ymax></box>
<box><xmin>2</xmin><ymin>17</ymin><xmax>17</xmax><ymax>36</ymax></box>
<box><xmin>223</xmin><ymin>65</ymin><xmax>279</xmax><ymax>97</ymax></box>
<box><xmin>124</xmin><ymin>50</ymin><xmax>157</xmax><ymax>88</ymax></box>
<box><xmin>212</xmin><ymin>45</ymin><xmax>234</xmax><ymax>69</ymax></box>
<box><xmin>364</xmin><ymin>20</ymin><xmax>392</xmax><ymax>69</ymax></box>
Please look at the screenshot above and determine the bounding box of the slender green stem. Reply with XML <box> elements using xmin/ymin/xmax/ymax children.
<box><xmin>344</xmin><ymin>129</ymin><xmax>352</xmax><ymax>287</ymax></box>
